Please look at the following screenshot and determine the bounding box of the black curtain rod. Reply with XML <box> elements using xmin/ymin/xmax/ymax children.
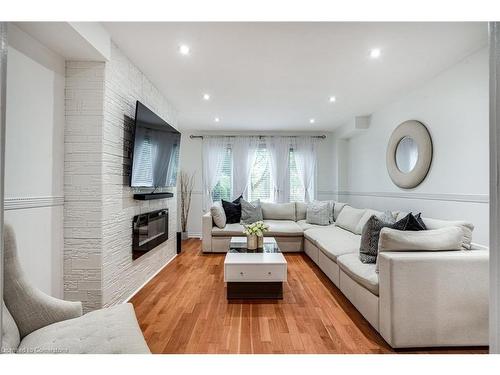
<box><xmin>189</xmin><ymin>134</ymin><xmax>326</xmax><ymax>139</ymax></box>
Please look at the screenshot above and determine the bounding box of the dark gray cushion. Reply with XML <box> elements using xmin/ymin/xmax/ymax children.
<box><xmin>240</xmin><ymin>199</ymin><xmax>263</xmax><ymax>224</ymax></box>
<box><xmin>359</xmin><ymin>211</ymin><xmax>407</xmax><ymax>264</ymax></box>
<box><xmin>222</xmin><ymin>196</ymin><xmax>242</xmax><ymax>224</ymax></box>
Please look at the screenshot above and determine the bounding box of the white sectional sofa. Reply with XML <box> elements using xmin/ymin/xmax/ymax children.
<box><xmin>202</xmin><ymin>201</ymin><xmax>489</xmax><ymax>349</ymax></box>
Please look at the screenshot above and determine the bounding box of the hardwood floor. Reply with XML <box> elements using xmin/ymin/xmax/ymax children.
<box><xmin>130</xmin><ymin>239</ymin><xmax>488</xmax><ymax>354</ymax></box>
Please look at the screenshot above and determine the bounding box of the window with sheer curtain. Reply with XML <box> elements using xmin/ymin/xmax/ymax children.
<box><xmin>289</xmin><ymin>148</ymin><xmax>305</xmax><ymax>202</ymax></box>
<box><xmin>248</xmin><ymin>145</ymin><xmax>272</xmax><ymax>202</ymax></box>
<box><xmin>208</xmin><ymin>136</ymin><xmax>317</xmax><ymax>204</ymax></box>
<box><xmin>211</xmin><ymin>146</ymin><xmax>233</xmax><ymax>202</ymax></box>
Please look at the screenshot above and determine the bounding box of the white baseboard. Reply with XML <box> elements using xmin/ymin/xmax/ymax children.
<box><xmin>188</xmin><ymin>232</ymin><xmax>202</xmax><ymax>239</ymax></box>
<box><xmin>124</xmin><ymin>253</ymin><xmax>177</xmax><ymax>303</ymax></box>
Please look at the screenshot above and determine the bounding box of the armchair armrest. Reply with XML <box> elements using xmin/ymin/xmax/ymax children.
<box><xmin>378</xmin><ymin>249</ymin><xmax>488</xmax><ymax>348</ymax></box>
<box><xmin>202</xmin><ymin>211</ymin><xmax>213</xmax><ymax>252</ymax></box>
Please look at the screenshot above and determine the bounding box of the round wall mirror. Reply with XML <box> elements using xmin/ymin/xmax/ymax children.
<box><xmin>386</xmin><ymin>120</ymin><xmax>432</xmax><ymax>189</ymax></box>
<box><xmin>395</xmin><ymin>136</ymin><xmax>419</xmax><ymax>173</ymax></box>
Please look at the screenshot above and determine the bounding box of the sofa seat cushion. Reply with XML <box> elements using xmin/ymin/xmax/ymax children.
<box><xmin>212</xmin><ymin>220</ymin><xmax>303</xmax><ymax>237</ymax></box>
<box><xmin>337</xmin><ymin>253</ymin><xmax>379</xmax><ymax>296</ymax></box>
<box><xmin>212</xmin><ymin>223</ymin><xmax>246</xmax><ymax>237</ymax></box>
<box><xmin>17</xmin><ymin>303</ymin><xmax>150</xmax><ymax>354</ymax></box>
<box><xmin>297</xmin><ymin>219</ymin><xmax>334</xmax><ymax>231</ymax></box>
<box><xmin>263</xmin><ymin>220</ymin><xmax>304</xmax><ymax>237</ymax></box>
<box><xmin>304</xmin><ymin>227</ymin><xmax>360</xmax><ymax>261</ymax></box>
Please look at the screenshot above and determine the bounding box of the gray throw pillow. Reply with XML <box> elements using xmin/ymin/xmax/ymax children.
<box><xmin>359</xmin><ymin>211</ymin><xmax>404</xmax><ymax>264</ymax></box>
<box><xmin>306</xmin><ymin>201</ymin><xmax>331</xmax><ymax>226</ymax></box>
<box><xmin>240</xmin><ymin>199</ymin><xmax>263</xmax><ymax>224</ymax></box>
<box><xmin>210</xmin><ymin>202</ymin><xmax>227</xmax><ymax>228</ymax></box>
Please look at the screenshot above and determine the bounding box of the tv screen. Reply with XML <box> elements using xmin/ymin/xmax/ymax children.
<box><xmin>130</xmin><ymin>101</ymin><xmax>181</xmax><ymax>188</ymax></box>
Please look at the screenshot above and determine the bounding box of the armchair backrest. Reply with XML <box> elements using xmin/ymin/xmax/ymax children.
<box><xmin>3</xmin><ymin>223</ymin><xmax>82</xmax><ymax>338</ymax></box>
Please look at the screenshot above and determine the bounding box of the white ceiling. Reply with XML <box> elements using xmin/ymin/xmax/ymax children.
<box><xmin>103</xmin><ymin>22</ymin><xmax>487</xmax><ymax>131</ymax></box>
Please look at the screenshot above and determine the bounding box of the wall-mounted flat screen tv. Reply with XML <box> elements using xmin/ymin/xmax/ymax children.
<box><xmin>130</xmin><ymin>101</ymin><xmax>181</xmax><ymax>188</ymax></box>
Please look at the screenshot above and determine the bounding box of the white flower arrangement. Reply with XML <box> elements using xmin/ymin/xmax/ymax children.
<box><xmin>243</xmin><ymin>221</ymin><xmax>269</xmax><ymax>237</ymax></box>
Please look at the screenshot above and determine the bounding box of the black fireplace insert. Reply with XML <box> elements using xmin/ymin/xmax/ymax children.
<box><xmin>132</xmin><ymin>208</ymin><xmax>169</xmax><ymax>260</ymax></box>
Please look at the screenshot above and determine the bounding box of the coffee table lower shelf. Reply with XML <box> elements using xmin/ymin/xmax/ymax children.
<box><xmin>226</xmin><ymin>282</ymin><xmax>283</xmax><ymax>299</ymax></box>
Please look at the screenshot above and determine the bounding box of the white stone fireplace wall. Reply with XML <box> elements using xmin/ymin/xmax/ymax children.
<box><xmin>64</xmin><ymin>43</ymin><xmax>178</xmax><ymax>312</ymax></box>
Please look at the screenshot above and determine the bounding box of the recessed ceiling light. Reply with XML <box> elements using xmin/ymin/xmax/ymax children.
<box><xmin>179</xmin><ymin>44</ymin><xmax>190</xmax><ymax>55</ymax></box>
<box><xmin>203</xmin><ymin>93</ymin><xmax>210</xmax><ymax>100</ymax></box>
<box><xmin>309</xmin><ymin>118</ymin><xmax>315</xmax><ymax>124</ymax></box>
<box><xmin>214</xmin><ymin>117</ymin><xmax>220</xmax><ymax>123</ymax></box>
<box><xmin>329</xmin><ymin>96</ymin><xmax>336</xmax><ymax>103</ymax></box>
<box><xmin>370</xmin><ymin>48</ymin><xmax>381</xmax><ymax>59</ymax></box>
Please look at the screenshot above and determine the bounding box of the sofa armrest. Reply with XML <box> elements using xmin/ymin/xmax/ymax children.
<box><xmin>202</xmin><ymin>212</ymin><xmax>213</xmax><ymax>252</ymax></box>
<box><xmin>378</xmin><ymin>249</ymin><xmax>489</xmax><ymax>348</ymax></box>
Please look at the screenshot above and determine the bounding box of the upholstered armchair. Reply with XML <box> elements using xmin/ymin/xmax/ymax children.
<box><xmin>1</xmin><ymin>224</ymin><xmax>150</xmax><ymax>354</ymax></box>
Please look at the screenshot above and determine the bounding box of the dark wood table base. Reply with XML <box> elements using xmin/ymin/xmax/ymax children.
<box><xmin>227</xmin><ymin>282</ymin><xmax>283</xmax><ymax>299</ymax></box>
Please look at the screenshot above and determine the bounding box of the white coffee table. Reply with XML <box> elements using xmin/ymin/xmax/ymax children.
<box><xmin>224</xmin><ymin>237</ymin><xmax>287</xmax><ymax>299</ymax></box>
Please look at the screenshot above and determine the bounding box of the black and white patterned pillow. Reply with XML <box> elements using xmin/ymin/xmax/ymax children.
<box><xmin>359</xmin><ymin>212</ymin><xmax>407</xmax><ymax>264</ymax></box>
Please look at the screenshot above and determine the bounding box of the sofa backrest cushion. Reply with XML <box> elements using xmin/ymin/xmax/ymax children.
<box><xmin>296</xmin><ymin>202</ymin><xmax>307</xmax><ymax>221</ymax></box>
<box><xmin>261</xmin><ymin>202</ymin><xmax>296</xmax><ymax>221</ymax></box>
<box><xmin>2</xmin><ymin>301</ymin><xmax>20</xmax><ymax>353</ymax></box>
<box><xmin>335</xmin><ymin>206</ymin><xmax>366</xmax><ymax>234</ymax></box>
<box><xmin>378</xmin><ymin>226</ymin><xmax>463</xmax><ymax>252</ymax></box>
<box><xmin>422</xmin><ymin>217</ymin><xmax>474</xmax><ymax>250</ymax></box>
<box><xmin>333</xmin><ymin>202</ymin><xmax>347</xmax><ymax>221</ymax></box>
<box><xmin>356</xmin><ymin>209</ymin><xmax>383</xmax><ymax>235</ymax></box>
<box><xmin>210</xmin><ymin>202</ymin><xmax>227</xmax><ymax>228</ymax></box>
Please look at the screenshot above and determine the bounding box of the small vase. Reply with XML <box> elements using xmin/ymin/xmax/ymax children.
<box><xmin>181</xmin><ymin>232</ymin><xmax>188</xmax><ymax>240</ymax></box>
<box><xmin>258</xmin><ymin>236</ymin><xmax>264</xmax><ymax>248</ymax></box>
<box><xmin>247</xmin><ymin>234</ymin><xmax>258</xmax><ymax>250</ymax></box>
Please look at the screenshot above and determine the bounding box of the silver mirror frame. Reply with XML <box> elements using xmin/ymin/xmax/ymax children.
<box><xmin>386</xmin><ymin>120</ymin><xmax>433</xmax><ymax>189</ymax></box>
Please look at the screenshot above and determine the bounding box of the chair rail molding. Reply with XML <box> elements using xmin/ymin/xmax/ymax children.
<box><xmin>4</xmin><ymin>195</ymin><xmax>64</xmax><ymax>210</ymax></box>
<box><xmin>335</xmin><ymin>191</ymin><xmax>489</xmax><ymax>204</ymax></box>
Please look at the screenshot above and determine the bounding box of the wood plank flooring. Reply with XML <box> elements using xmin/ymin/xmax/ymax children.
<box><xmin>130</xmin><ymin>239</ymin><xmax>488</xmax><ymax>354</ymax></box>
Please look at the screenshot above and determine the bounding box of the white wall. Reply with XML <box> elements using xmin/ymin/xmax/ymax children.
<box><xmin>178</xmin><ymin>131</ymin><xmax>336</xmax><ymax>237</ymax></box>
<box><xmin>4</xmin><ymin>24</ymin><xmax>65</xmax><ymax>297</ymax></box>
<box><xmin>101</xmin><ymin>43</ymin><xmax>178</xmax><ymax>308</ymax></box>
<box><xmin>63</xmin><ymin>43</ymin><xmax>178</xmax><ymax>312</ymax></box>
<box><xmin>336</xmin><ymin>47</ymin><xmax>489</xmax><ymax>245</ymax></box>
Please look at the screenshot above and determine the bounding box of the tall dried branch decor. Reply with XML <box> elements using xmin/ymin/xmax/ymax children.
<box><xmin>180</xmin><ymin>170</ymin><xmax>195</xmax><ymax>234</ymax></box>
